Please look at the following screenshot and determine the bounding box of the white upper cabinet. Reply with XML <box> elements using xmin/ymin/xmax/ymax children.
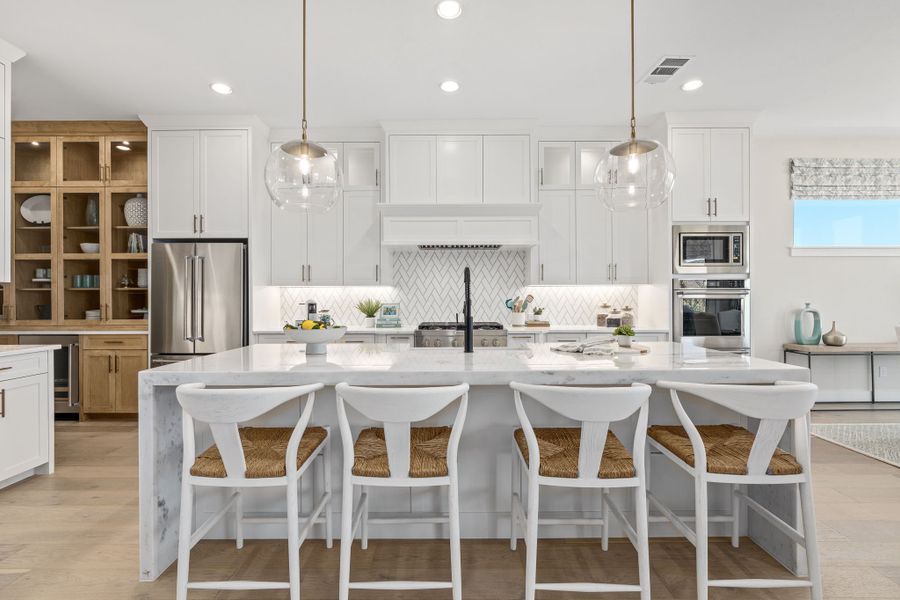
<box><xmin>483</xmin><ymin>135</ymin><xmax>530</xmax><ymax>203</ymax></box>
<box><xmin>389</xmin><ymin>136</ymin><xmax>436</xmax><ymax>203</ymax></box>
<box><xmin>151</xmin><ymin>130</ymin><xmax>200</xmax><ymax>238</ymax></box>
<box><xmin>575</xmin><ymin>190</ymin><xmax>612</xmax><ymax>284</ymax></box>
<box><xmin>306</xmin><ymin>198</ymin><xmax>343</xmax><ymax>285</ymax></box>
<box><xmin>671</xmin><ymin>127</ymin><xmax>749</xmax><ymax>222</ymax></box>
<box><xmin>199</xmin><ymin>129</ymin><xmax>248</xmax><ymax>238</ymax></box>
<box><xmin>537</xmin><ymin>190</ymin><xmax>577</xmax><ymax>284</ymax></box>
<box><xmin>610</xmin><ymin>209</ymin><xmax>649</xmax><ymax>284</ymax></box>
<box><xmin>436</xmin><ymin>136</ymin><xmax>483</xmax><ymax>204</ymax></box>
<box><xmin>575</xmin><ymin>142</ymin><xmax>609</xmax><ymax>189</ymax></box>
<box><xmin>343</xmin><ymin>191</ymin><xmax>382</xmax><ymax>285</ymax></box>
<box><xmin>151</xmin><ymin>128</ymin><xmax>250</xmax><ymax>239</ymax></box>
<box><xmin>538</xmin><ymin>142</ymin><xmax>575</xmax><ymax>190</ymax></box>
<box><xmin>270</xmin><ymin>208</ymin><xmax>307</xmax><ymax>286</ymax></box>
<box><xmin>0</xmin><ymin>62</ymin><xmax>5</xmax><ymax>139</ymax></box>
<box><xmin>343</xmin><ymin>142</ymin><xmax>380</xmax><ymax>190</ymax></box>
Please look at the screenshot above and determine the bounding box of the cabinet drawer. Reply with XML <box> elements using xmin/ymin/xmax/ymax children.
<box><xmin>381</xmin><ymin>334</ymin><xmax>413</xmax><ymax>346</ymax></box>
<box><xmin>340</xmin><ymin>334</ymin><xmax>376</xmax><ymax>344</ymax></box>
<box><xmin>256</xmin><ymin>333</ymin><xmax>287</xmax><ymax>344</ymax></box>
<box><xmin>546</xmin><ymin>333</ymin><xmax>586</xmax><ymax>343</ymax></box>
<box><xmin>633</xmin><ymin>333</ymin><xmax>666</xmax><ymax>342</ymax></box>
<box><xmin>82</xmin><ymin>335</ymin><xmax>147</xmax><ymax>350</ymax></box>
<box><xmin>508</xmin><ymin>333</ymin><xmax>537</xmax><ymax>348</ymax></box>
<box><xmin>0</xmin><ymin>352</ymin><xmax>49</xmax><ymax>383</ymax></box>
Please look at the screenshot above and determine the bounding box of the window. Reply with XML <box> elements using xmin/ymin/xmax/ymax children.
<box><xmin>791</xmin><ymin>158</ymin><xmax>900</xmax><ymax>255</ymax></box>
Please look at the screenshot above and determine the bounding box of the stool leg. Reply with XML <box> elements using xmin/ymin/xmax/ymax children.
<box><xmin>510</xmin><ymin>438</ymin><xmax>518</xmax><ymax>551</ymax></box>
<box><xmin>235</xmin><ymin>488</ymin><xmax>244</xmax><ymax>550</ymax></box>
<box><xmin>730</xmin><ymin>483</ymin><xmax>740</xmax><ymax>548</ymax></box>
<box><xmin>175</xmin><ymin>480</ymin><xmax>194</xmax><ymax>600</ymax></box>
<box><xmin>601</xmin><ymin>488</ymin><xmax>610</xmax><ymax>552</ymax></box>
<box><xmin>695</xmin><ymin>477</ymin><xmax>709</xmax><ymax>600</ymax></box>
<box><xmin>339</xmin><ymin>473</ymin><xmax>354</xmax><ymax>600</ymax></box>
<box><xmin>286</xmin><ymin>477</ymin><xmax>301</xmax><ymax>600</ymax></box>
<box><xmin>635</xmin><ymin>481</ymin><xmax>651</xmax><ymax>600</ymax></box>
<box><xmin>800</xmin><ymin>479</ymin><xmax>823</xmax><ymax>600</ymax></box>
<box><xmin>360</xmin><ymin>486</ymin><xmax>369</xmax><ymax>550</ymax></box>
<box><xmin>524</xmin><ymin>476</ymin><xmax>539</xmax><ymax>600</ymax></box>
<box><xmin>449</xmin><ymin>469</ymin><xmax>463</xmax><ymax>600</ymax></box>
<box><xmin>324</xmin><ymin>437</ymin><xmax>334</xmax><ymax>549</ymax></box>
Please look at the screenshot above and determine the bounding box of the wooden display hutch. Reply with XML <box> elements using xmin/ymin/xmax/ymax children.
<box><xmin>5</xmin><ymin>122</ymin><xmax>148</xmax><ymax>419</ymax></box>
<box><xmin>4</xmin><ymin>121</ymin><xmax>149</xmax><ymax>331</ymax></box>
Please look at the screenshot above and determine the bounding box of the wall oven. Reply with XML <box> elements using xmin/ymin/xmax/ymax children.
<box><xmin>673</xmin><ymin>279</ymin><xmax>750</xmax><ymax>353</ymax></box>
<box><xmin>673</xmin><ymin>224</ymin><xmax>748</xmax><ymax>275</ymax></box>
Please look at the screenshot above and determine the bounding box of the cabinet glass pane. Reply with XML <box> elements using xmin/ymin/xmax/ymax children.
<box><xmin>579</xmin><ymin>147</ymin><xmax>606</xmax><ymax>187</ymax></box>
<box><xmin>345</xmin><ymin>145</ymin><xmax>377</xmax><ymax>188</ymax></box>
<box><xmin>13</xmin><ymin>192</ymin><xmax>53</xmax><ymax>255</ymax></box>
<box><xmin>62</xmin><ymin>259</ymin><xmax>101</xmax><ymax>322</ymax></box>
<box><xmin>111</xmin><ymin>258</ymin><xmax>148</xmax><ymax>321</ymax></box>
<box><xmin>14</xmin><ymin>259</ymin><xmax>53</xmax><ymax>321</ymax></box>
<box><xmin>542</xmin><ymin>146</ymin><xmax>572</xmax><ymax>186</ymax></box>
<box><xmin>61</xmin><ymin>191</ymin><xmax>102</xmax><ymax>254</ymax></box>
<box><xmin>108</xmin><ymin>139</ymin><xmax>147</xmax><ymax>183</ymax></box>
<box><xmin>14</xmin><ymin>140</ymin><xmax>52</xmax><ymax>183</ymax></box>
<box><xmin>61</xmin><ymin>140</ymin><xmax>101</xmax><ymax>183</ymax></box>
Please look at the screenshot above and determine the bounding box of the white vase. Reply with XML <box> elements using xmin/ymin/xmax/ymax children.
<box><xmin>124</xmin><ymin>194</ymin><xmax>148</xmax><ymax>227</ymax></box>
<box><xmin>363</xmin><ymin>317</ymin><xmax>376</xmax><ymax>328</ymax></box>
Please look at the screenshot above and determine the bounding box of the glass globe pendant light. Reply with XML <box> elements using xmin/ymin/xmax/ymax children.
<box><xmin>265</xmin><ymin>0</ymin><xmax>342</xmax><ymax>212</ymax></box>
<box><xmin>594</xmin><ymin>0</ymin><xmax>675</xmax><ymax>211</ymax></box>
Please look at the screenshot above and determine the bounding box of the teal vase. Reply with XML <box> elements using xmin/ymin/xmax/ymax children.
<box><xmin>793</xmin><ymin>302</ymin><xmax>822</xmax><ymax>345</ymax></box>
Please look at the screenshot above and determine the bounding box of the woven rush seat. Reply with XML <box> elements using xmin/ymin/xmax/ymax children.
<box><xmin>353</xmin><ymin>426</ymin><xmax>451</xmax><ymax>478</ymax></box>
<box><xmin>513</xmin><ymin>427</ymin><xmax>636</xmax><ymax>479</ymax></box>
<box><xmin>190</xmin><ymin>426</ymin><xmax>327</xmax><ymax>478</ymax></box>
<box><xmin>647</xmin><ymin>424</ymin><xmax>803</xmax><ymax>476</ymax></box>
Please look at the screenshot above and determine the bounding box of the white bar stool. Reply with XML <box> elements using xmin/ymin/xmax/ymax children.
<box><xmin>335</xmin><ymin>382</ymin><xmax>469</xmax><ymax>600</ymax></box>
<box><xmin>509</xmin><ymin>381</ymin><xmax>652</xmax><ymax>600</ymax></box>
<box><xmin>174</xmin><ymin>382</ymin><xmax>332</xmax><ymax>600</ymax></box>
<box><xmin>648</xmin><ymin>381</ymin><xmax>822</xmax><ymax>600</ymax></box>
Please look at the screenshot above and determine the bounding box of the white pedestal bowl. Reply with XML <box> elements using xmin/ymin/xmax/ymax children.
<box><xmin>284</xmin><ymin>327</ymin><xmax>347</xmax><ymax>355</ymax></box>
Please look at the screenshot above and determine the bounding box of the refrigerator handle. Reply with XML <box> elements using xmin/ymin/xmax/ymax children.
<box><xmin>196</xmin><ymin>256</ymin><xmax>206</xmax><ymax>342</ymax></box>
<box><xmin>184</xmin><ymin>255</ymin><xmax>194</xmax><ymax>341</ymax></box>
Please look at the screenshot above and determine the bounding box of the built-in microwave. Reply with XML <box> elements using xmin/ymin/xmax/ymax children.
<box><xmin>673</xmin><ymin>224</ymin><xmax>749</xmax><ymax>275</ymax></box>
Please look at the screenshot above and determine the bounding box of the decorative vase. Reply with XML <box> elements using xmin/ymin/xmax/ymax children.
<box><xmin>84</xmin><ymin>197</ymin><xmax>99</xmax><ymax>226</ymax></box>
<box><xmin>822</xmin><ymin>321</ymin><xmax>847</xmax><ymax>346</ymax></box>
<box><xmin>363</xmin><ymin>317</ymin><xmax>376</xmax><ymax>328</ymax></box>
<box><xmin>124</xmin><ymin>194</ymin><xmax>148</xmax><ymax>227</ymax></box>
<box><xmin>793</xmin><ymin>302</ymin><xmax>822</xmax><ymax>345</ymax></box>
<box><xmin>616</xmin><ymin>335</ymin><xmax>633</xmax><ymax>348</ymax></box>
<box><xmin>510</xmin><ymin>312</ymin><xmax>526</xmax><ymax>327</ymax></box>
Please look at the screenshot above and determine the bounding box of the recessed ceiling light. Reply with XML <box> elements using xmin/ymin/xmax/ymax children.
<box><xmin>440</xmin><ymin>80</ymin><xmax>460</xmax><ymax>93</ymax></box>
<box><xmin>116</xmin><ymin>144</ymin><xmax>131</xmax><ymax>151</ymax></box>
<box><xmin>121</xmin><ymin>140</ymin><xmax>130</xmax><ymax>146</ymax></box>
<box><xmin>30</xmin><ymin>141</ymin><xmax>40</xmax><ymax>146</ymax></box>
<box><xmin>435</xmin><ymin>0</ymin><xmax>462</xmax><ymax>19</ymax></box>
<box><xmin>681</xmin><ymin>79</ymin><xmax>703</xmax><ymax>92</ymax></box>
<box><xmin>210</xmin><ymin>82</ymin><xmax>233</xmax><ymax>95</ymax></box>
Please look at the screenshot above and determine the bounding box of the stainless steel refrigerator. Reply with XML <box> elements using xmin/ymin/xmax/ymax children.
<box><xmin>150</xmin><ymin>242</ymin><xmax>248</xmax><ymax>366</ymax></box>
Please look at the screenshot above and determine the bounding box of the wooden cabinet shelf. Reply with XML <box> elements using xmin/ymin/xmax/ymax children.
<box><xmin>16</xmin><ymin>226</ymin><xmax>51</xmax><ymax>231</ymax></box>
<box><xmin>111</xmin><ymin>253</ymin><xmax>146</xmax><ymax>260</ymax></box>
<box><xmin>114</xmin><ymin>287</ymin><xmax>147</xmax><ymax>293</ymax></box>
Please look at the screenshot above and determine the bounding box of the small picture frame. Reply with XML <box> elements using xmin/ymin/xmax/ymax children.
<box><xmin>378</xmin><ymin>303</ymin><xmax>400</xmax><ymax>321</ymax></box>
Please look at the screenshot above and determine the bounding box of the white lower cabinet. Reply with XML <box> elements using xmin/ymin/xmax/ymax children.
<box><xmin>0</xmin><ymin>350</ymin><xmax>53</xmax><ymax>488</ymax></box>
<box><xmin>340</xmin><ymin>334</ymin><xmax>376</xmax><ymax>344</ymax></box>
<box><xmin>546</xmin><ymin>332</ymin><xmax>587</xmax><ymax>344</ymax></box>
<box><xmin>537</xmin><ymin>191</ymin><xmax>577</xmax><ymax>284</ymax></box>
<box><xmin>507</xmin><ymin>332</ymin><xmax>538</xmax><ymax>348</ymax></box>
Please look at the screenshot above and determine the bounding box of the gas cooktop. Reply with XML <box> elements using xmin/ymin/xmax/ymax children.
<box><xmin>417</xmin><ymin>321</ymin><xmax>505</xmax><ymax>331</ymax></box>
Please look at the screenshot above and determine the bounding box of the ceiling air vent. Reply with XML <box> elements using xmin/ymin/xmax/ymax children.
<box><xmin>417</xmin><ymin>244</ymin><xmax>502</xmax><ymax>251</ymax></box>
<box><xmin>642</xmin><ymin>56</ymin><xmax>692</xmax><ymax>84</ymax></box>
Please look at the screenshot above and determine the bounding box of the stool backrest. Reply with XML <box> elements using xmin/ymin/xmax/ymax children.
<box><xmin>510</xmin><ymin>382</ymin><xmax>652</xmax><ymax>480</ymax></box>
<box><xmin>657</xmin><ymin>380</ymin><xmax>817</xmax><ymax>476</ymax></box>
<box><xmin>176</xmin><ymin>382</ymin><xmax>324</xmax><ymax>478</ymax></box>
<box><xmin>335</xmin><ymin>382</ymin><xmax>469</xmax><ymax>479</ymax></box>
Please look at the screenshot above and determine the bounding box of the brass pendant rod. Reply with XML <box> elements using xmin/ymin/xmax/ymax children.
<box><xmin>629</xmin><ymin>0</ymin><xmax>636</xmax><ymax>141</ymax></box>
<box><xmin>301</xmin><ymin>0</ymin><xmax>308</xmax><ymax>141</ymax></box>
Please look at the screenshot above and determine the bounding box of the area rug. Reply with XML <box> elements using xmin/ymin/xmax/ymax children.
<box><xmin>810</xmin><ymin>423</ymin><xmax>900</xmax><ymax>468</ymax></box>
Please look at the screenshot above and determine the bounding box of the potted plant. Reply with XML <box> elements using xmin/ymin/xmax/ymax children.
<box><xmin>613</xmin><ymin>324</ymin><xmax>635</xmax><ymax>348</ymax></box>
<box><xmin>356</xmin><ymin>298</ymin><xmax>382</xmax><ymax>328</ymax></box>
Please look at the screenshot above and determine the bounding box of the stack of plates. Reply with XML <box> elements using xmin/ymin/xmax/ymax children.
<box><xmin>85</xmin><ymin>309</ymin><xmax>101</xmax><ymax>321</ymax></box>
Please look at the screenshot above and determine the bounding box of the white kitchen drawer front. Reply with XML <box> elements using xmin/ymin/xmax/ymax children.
<box><xmin>340</xmin><ymin>334</ymin><xmax>376</xmax><ymax>344</ymax></box>
<box><xmin>633</xmin><ymin>333</ymin><xmax>667</xmax><ymax>342</ymax></box>
<box><xmin>546</xmin><ymin>332</ymin><xmax>586</xmax><ymax>343</ymax></box>
<box><xmin>382</xmin><ymin>333</ymin><xmax>413</xmax><ymax>347</ymax></box>
<box><xmin>0</xmin><ymin>373</ymin><xmax>49</xmax><ymax>481</ymax></box>
<box><xmin>256</xmin><ymin>333</ymin><xmax>288</xmax><ymax>344</ymax></box>
<box><xmin>508</xmin><ymin>333</ymin><xmax>538</xmax><ymax>348</ymax></box>
<box><xmin>0</xmin><ymin>352</ymin><xmax>48</xmax><ymax>383</ymax></box>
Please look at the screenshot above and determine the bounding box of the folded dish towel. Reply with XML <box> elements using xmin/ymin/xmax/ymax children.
<box><xmin>552</xmin><ymin>337</ymin><xmax>617</xmax><ymax>356</ymax></box>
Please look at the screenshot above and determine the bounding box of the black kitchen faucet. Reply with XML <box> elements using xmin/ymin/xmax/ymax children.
<box><xmin>463</xmin><ymin>267</ymin><xmax>474</xmax><ymax>353</ymax></box>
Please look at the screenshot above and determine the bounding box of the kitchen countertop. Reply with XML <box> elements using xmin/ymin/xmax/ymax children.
<box><xmin>143</xmin><ymin>342</ymin><xmax>802</xmax><ymax>387</ymax></box>
<box><xmin>0</xmin><ymin>344</ymin><xmax>61</xmax><ymax>357</ymax></box>
<box><xmin>254</xmin><ymin>325</ymin><xmax>667</xmax><ymax>336</ymax></box>
<box><xmin>2</xmin><ymin>330</ymin><xmax>148</xmax><ymax>336</ymax></box>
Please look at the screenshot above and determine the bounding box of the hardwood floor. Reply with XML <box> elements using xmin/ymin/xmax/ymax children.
<box><xmin>1</xmin><ymin>421</ymin><xmax>899</xmax><ymax>599</ymax></box>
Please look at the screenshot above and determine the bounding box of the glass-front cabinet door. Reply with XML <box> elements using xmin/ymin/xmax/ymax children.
<box><xmin>60</xmin><ymin>189</ymin><xmax>104</xmax><ymax>324</ymax></box>
<box><xmin>59</xmin><ymin>136</ymin><xmax>104</xmax><ymax>186</ymax></box>
<box><xmin>107</xmin><ymin>136</ymin><xmax>147</xmax><ymax>186</ymax></box>
<box><xmin>12</xmin><ymin>137</ymin><xmax>57</xmax><ymax>186</ymax></box>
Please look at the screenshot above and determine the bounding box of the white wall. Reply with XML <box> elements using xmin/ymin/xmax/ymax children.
<box><xmin>751</xmin><ymin>136</ymin><xmax>900</xmax><ymax>361</ymax></box>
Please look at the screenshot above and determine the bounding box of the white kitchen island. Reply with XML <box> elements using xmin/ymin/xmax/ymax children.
<box><xmin>139</xmin><ymin>342</ymin><xmax>810</xmax><ymax>581</ymax></box>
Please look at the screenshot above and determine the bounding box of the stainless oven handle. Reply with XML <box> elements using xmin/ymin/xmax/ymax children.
<box><xmin>675</xmin><ymin>291</ymin><xmax>750</xmax><ymax>298</ymax></box>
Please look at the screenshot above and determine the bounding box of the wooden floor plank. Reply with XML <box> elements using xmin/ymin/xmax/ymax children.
<box><xmin>0</xmin><ymin>420</ymin><xmax>897</xmax><ymax>599</ymax></box>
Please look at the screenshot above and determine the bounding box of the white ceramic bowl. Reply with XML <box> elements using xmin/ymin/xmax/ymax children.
<box><xmin>284</xmin><ymin>327</ymin><xmax>347</xmax><ymax>354</ymax></box>
<box><xmin>80</xmin><ymin>242</ymin><xmax>101</xmax><ymax>253</ymax></box>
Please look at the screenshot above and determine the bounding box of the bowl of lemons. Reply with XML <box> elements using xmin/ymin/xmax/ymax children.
<box><xmin>283</xmin><ymin>321</ymin><xmax>347</xmax><ymax>355</ymax></box>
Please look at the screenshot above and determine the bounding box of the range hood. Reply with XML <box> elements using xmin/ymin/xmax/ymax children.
<box><xmin>379</xmin><ymin>203</ymin><xmax>540</xmax><ymax>249</ymax></box>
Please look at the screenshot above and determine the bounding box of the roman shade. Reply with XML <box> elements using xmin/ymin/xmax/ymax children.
<box><xmin>791</xmin><ymin>158</ymin><xmax>900</xmax><ymax>199</ymax></box>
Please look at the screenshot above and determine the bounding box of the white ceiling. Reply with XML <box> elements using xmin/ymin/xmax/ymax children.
<box><xmin>1</xmin><ymin>0</ymin><xmax>900</xmax><ymax>134</ymax></box>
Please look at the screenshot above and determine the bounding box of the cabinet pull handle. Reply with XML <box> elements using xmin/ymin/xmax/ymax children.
<box><xmin>108</xmin><ymin>355</ymin><xmax>112</xmax><ymax>373</ymax></box>
<box><xmin>375</xmin><ymin>169</ymin><xmax>379</xmax><ymax>187</ymax></box>
<box><xmin>200</xmin><ymin>214</ymin><xmax>205</xmax><ymax>233</ymax></box>
<box><xmin>540</xmin><ymin>264</ymin><xmax>544</xmax><ymax>281</ymax></box>
<box><xmin>539</xmin><ymin>168</ymin><xmax>543</xmax><ymax>186</ymax></box>
<box><xmin>713</xmin><ymin>197</ymin><xmax>718</xmax><ymax>217</ymax></box>
<box><xmin>0</xmin><ymin>366</ymin><xmax>11</xmax><ymax>372</ymax></box>
<box><xmin>307</xmin><ymin>264</ymin><xmax>311</xmax><ymax>281</ymax></box>
<box><xmin>103</xmin><ymin>340</ymin><xmax>124</xmax><ymax>344</ymax></box>
<box><xmin>614</xmin><ymin>264</ymin><xmax>618</xmax><ymax>281</ymax></box>
<box><xmin>115</xmin><ymin>355</ymin><xmax>119</xmax><ymax>373</ymax></box>
<box><xmin>301</xmin><ymin>265</ymin><xmax>305</xmax><ymax>282</ymax></box>
<box><xmin>706</xmin><ymin>198</ymin><xmax>711</xmax><ymax>217</ymax></box>
<box><xmin>375</xmin><ymin>264</ymin><xmax>379</xmax><ymax>282</ymax></box>
<box><xmin>0</xmin><ymin>389</ymin><xmax>4</xmax><ymax>418</ymax></box>
<box><xmin>193</xmin><ymin>214</ymin><xmax>198</xmax><ymax>234</ymax></box>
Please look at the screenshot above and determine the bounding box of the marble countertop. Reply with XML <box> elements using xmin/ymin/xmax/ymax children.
<box><xmin>142</xmin><ymin>342</ymin><xmax>806</xmax><ymax>387</ymax></box>
<box><xmin>254</xmin><ymin>325</ymin><xmax>667</xmax><ymax>336</ymax></box>
<box><xmin>0</xmin><ymin>344</ymin><xmax>61</xmax><ymax>357</ymax></box>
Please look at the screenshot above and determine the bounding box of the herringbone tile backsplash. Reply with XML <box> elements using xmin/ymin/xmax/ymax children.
<box><xmin>280</xmin><ymin>250</ymin><xmax>638</xmax><ymax>326</ymax></box>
